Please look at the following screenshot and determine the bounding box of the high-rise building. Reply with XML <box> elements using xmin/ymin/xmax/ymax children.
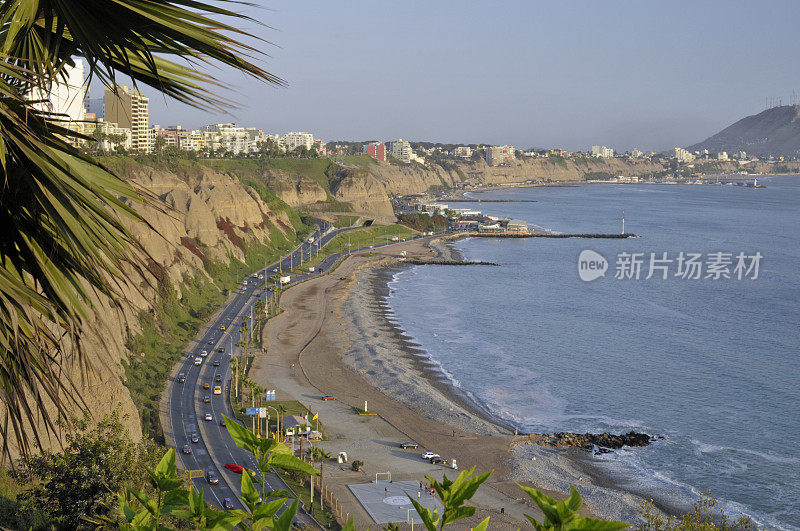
<box><xmin>388</xmin><ymin>139</ymin><xmax>412</xmax><ymax>163</ymax></box>
<box><xmin>591</xmin><ymin>145</ymin><xmax>614</xmax><ymax>158</ymax></box>
<box><xmin>363</xmin><ymin>142</ymin><xmax>386</xmax><ymax>162</ymax></box>
<box><xmin>104</xmin><ymin>86</ymin><xmax>151</xmax><ymax>152</ymax></box>
<box><xmin>31</xmin><ymin>61</ymin><xmax>87</xmax><ymax>146</ymax></box>
<box><xmin>283</xmin><ymin>132</ymin><xmax>314</xmax><ymax>153</ymax></box>
<box><xmin>674</xmin><ymin>147</ymin><xmax>695</xmax><ymax>163</ymax></box>
<box><xmin>485</xmin><ymin>145</ymin><xmax>515</xmax><ymax>166</ymax></box>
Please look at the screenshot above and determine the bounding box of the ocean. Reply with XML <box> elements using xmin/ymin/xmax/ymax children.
<box><xmin>385</xmin><ymin>177</ymin><xmax>800</xmax><ymax>529</ymax></box>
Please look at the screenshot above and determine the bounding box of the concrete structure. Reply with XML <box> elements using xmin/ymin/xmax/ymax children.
<box><xmin>717</xmin><ymin>151</ymin><xmax>729</xmax><ymax>161</ymax></box>
<box><xmin>312</xmin><ymin>139</ymin><xmax>327</xmax><ymax>156</ymax></box>
<box><xmin>104</xmin><ymin>85</ymin><xmax>151</xmax><ymax>152</ymax></box>
<box><xmin>83</xmin><ymin>113</ymin><xmax>132</xmax><ymax>151</ymax></box>
<box><xmin>485</xmin><ymin>145</ymin><xmax>515</xmax><ymax>166</ymax></box>
<box><xmin>283</xmin><ymin>132</ymin><xmax>314</xmax><ymax>153</ymax></box>
<box><xmin>454</xmin><ymin>146</ymin><xmax>472</xmax><ymax>158</ymax></box>
<box><xmin>506</xmin><ymin>219</ymin><xmax>529</xmax><ymax>233</ymax></box>
<box><xmin>388</xmin><ymin>139</ymin><xmax>412</xmax><ymax>163</ymax></box>
<box><xmin>348</xmin><ymin>480</ymin><xmax>442</xmax><ymax>525</ymax></box>
<box><xmin>363</xmin><ymin>142</ymin><xmax>386</xmax><ymax>162</ymax></box>
<box><xmin>591</xmin><ymin>145</ymin><xmax>614</xmax><ymax>158</ymax></box>
<box><xmin>630</xmin><ymin>148</ymin><xmax>644</xmax><ymax>158</ymax></box>
<box><xmin>201</xmin><ymin>123</ymin><xmax>263</xmax><ymax>154</ymax></box>
<box><xmin>674</xmin><ymin>147</ymin><xmax>695</xmax><ymax>163</ymax></box>
<box><xmin>32</xmin><ymin>62</ymin><xmax>87</xmax><ymax>146</ymax></box>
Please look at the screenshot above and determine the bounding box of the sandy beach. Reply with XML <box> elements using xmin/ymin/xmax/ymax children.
<box><xmin>249</xmin><ymin>235</ymin><xmax>657</xmax><ymax>528</ymax></box>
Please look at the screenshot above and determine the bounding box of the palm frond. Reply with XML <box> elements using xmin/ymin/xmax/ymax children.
<box><xmin>0</xmin><ymin>0</ymin><xmax>283</xmax><ymax>460</ymax></box>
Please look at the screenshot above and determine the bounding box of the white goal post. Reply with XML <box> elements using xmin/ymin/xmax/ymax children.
<box><xmin>375</xmin><ymin>471</ymin><xmax>391</xmax><ymax>483</ymax></box>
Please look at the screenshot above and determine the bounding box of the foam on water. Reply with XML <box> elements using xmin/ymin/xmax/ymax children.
<box><xmin>385</xmin><ymin>179</ymin><xmax>800</xmax><ymax>529</ymax></box>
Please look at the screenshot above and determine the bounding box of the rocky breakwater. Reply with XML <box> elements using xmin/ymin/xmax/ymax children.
<box><xmin>515</xmin><ymin>431</ymin><xmax>653</xmax><ymax>452</ymax></box>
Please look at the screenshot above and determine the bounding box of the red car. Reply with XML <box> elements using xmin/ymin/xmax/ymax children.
<box><xmin>321</xmin><ymin>395</ymin><xmax>337</xmax><ymax>401</ymax></box>
<box><xmin>224</xmin><ymin>462</ymin><xmax>245</xmax><ymax>474</ymax></box>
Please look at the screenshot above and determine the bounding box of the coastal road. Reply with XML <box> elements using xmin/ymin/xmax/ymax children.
<box><xmin>168</xmin><ymin>220</ymin><xmax>345</xmax><ymax>522</ymax></box>
<box><xmin>167</xmin><ymin>220</ymin><xmax>442</xmax><ymax>516</ymax></box>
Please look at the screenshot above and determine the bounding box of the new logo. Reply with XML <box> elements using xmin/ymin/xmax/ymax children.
<box><xmin>578</xmin><ymin>250</ymin><xmax>608</xmax><ymax>281</ymax></box>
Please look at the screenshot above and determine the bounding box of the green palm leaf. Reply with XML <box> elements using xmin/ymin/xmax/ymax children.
<box><xmin>0</xmin><ymin>0</ymin><xmax>282</xmax><ymax>460</ymax></box>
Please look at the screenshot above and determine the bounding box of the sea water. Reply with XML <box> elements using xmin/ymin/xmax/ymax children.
<box><xmin>386</xmin><ymin>177</ymin><xmax>800</xmax><ymax>529</ymax></box>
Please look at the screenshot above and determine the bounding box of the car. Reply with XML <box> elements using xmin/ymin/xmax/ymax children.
<box><xmin>203</xmin><ymin>395</ymin><xmax>211</xmax><ymax>403</ymax></box>
<box><xmin>219</xmin><ymin>325</ymin><xmax>226</xmax><ymax>331</ymax></box>
<box><xmin>202</xmin><ymin>382</ymin><xmax>210</xmax><ymax>389</ymax></box>
<box><xmin>200</xmin><ymin>350</ymin><xmax>208</xmax><ymax>357</ymax></box>
<box><xmin>213</xmin><ymin>360</ymin><xmax>220</xmax><ymax>367</ymax></box>
<box><xmin>258</xmin><ymin>274</ymin><xmax>263</xmax><ymax>279</ymax></box>
<box><xmin>243</xmin><ymin>280</ymin><xmax>248</xmax><ymax>286</ymax></box>
<box><xmin>207</xmin><ymin>471</ymin><xmax>219</xmax><ymax>485</ymax></box>
<box><xmin>272</xmin><ymin>268</ymin><xmax>278</xmax><ymax>272</ymax></box>
<box><xmin>239</xmin><ymin>290</ymin><xmax>245</xmax><ymax>294</ymax></box>
<box><xmin>223</xmin><ymin>498</ymin><xmax>234</xmax><ymax>509</ymax></box>
<box><xmin>191</xmin><ymin>433</ymin><xmax>200</xmax><ymax>443</ymax></box>
<box><xmin>182</xmin><ymin>444</ymin><xmax>192</xmax><ymax>454</ymax></box>
<box><xmin>218</xmin><ymin>347</ymin><xmax>225</xmax><ymax>353</ymax></box>
<box><xmin>430</xmin><ymin>456</ymin><xmax>446</xmax><ymax>464</ymax></box>
<box><xmin>421</xmin><ymin>452</ymin><xmax>440</xmax><ymax>460</ymax></box>
<box><xmin>194</xmin><ymin>357</ymin><xmax>202</xmax><ymax>366</ymax></box>
<box><xmin>321</xmin><ymin>395</ymin><xmax>337</xmax><ymax>401</ymax></box>
<box><xmin>177</xmin><ymin>373</ymin><xmax>186</xmax><ymax>383</ymax></box>
<box><xmin>225</xmin><ymin>462</ymin><xmax>245</xmax><ymax>474</ymax></box>
<box><xmin>213</xmin><ymin>385</ymin><xmax>222</xmax><ymax>395</ymax></box>
<box><xmin>208</xmin><ymin>339</ymin><xmax>214</xmax><ymax>345</ymax></box>
<box><xmin>204</xmin><ymin>413</ymin><xmax>213</xmax><ymax>421</ymax></box>
<box><xmin>215</xmin><ymin>374</ymin><xmax>222</xmax><ymax>382</ymax></box>
<box><xmin>219</xmin><ymin>418</ymin><xmax>226</xmax><ymax>427</ymax></box>
<box><xmin>400</xmin><ymin>441</ymin><xmax>419</xmax><ymax>449</ymax></box>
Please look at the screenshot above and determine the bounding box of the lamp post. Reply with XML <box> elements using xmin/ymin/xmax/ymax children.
<box><xmin>266</xmin><ymin>405</ymin><xmax>281</xmax><ymax>442</ymax></box>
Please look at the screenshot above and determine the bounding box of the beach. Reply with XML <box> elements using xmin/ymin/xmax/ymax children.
<box><xmin>249</xmin><ymin>235</ymin><xmax>658</xmax><ymax>528</ymax></box>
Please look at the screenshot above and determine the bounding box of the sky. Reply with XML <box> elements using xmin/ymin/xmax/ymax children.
<box><xmin>120</xmin><ymin>0</ymin><xmax>800</xmax><ymax>152</ymax></box>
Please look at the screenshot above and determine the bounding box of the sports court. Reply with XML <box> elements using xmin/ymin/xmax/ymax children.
<box><xmin>347</xmin><ymin>478</ymin><xmax>443</xmax><ymax>525</ymax></box>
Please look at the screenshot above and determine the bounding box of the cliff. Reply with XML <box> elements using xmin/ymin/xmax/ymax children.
<box><xmin>687</xmin><ymin>105</ymin><xmax>800</xmax><ymax>157</ymax></box>
<box><xmin>2</xmin><ymin>163</ymin><xmax>302</xmax><ymax>459</ymax></box>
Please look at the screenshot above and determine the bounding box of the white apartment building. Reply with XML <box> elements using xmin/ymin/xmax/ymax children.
<box><xmin>201</xmin><ymin>123</ymin><xmax>262</xmax><ymax>154</ymax></box>
<box><xmin>717</xmin><ymin>151</ymin><xmax>729</xmax><ymax>161</ymax></box>
<box><xmin>389</xmin><ymin>139</ymin><xmax>412</xmax><ymax>163</ymax></box>
<box><xmin>630</xmin><ymin>148</ymin><xmax>643</xmax><ymax>158</ymax></box>
<box><xmin>104</xmin><ymin>86</ymin><xmax>151</xmax><ymax>152</ymax></box>
<box><xmin>83</xmin><ymin>115</ymin><xmax>133</xmax><ymax>151</ymax></box>
<box><xmin>674</xmin><ymin>147</ymin><xmax>695</xmax><ymax>163</ymax></box>
<box><xmin>283</xmin><ymin>132</ymin><xmax>314</xmax><ymax>153</ymax></box>
<box><xmin>31</xmin><ymin>61</ymin><xmax>87</xmax><ymax>146</ymax></box>
<box><xmin>591</xmin><ymin>145</ymin><xmax>614</xmax><ymax>158</ymax></box>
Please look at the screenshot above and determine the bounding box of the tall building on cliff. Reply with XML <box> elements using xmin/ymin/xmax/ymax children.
<box><xmin>104</xmin><ymin>86</ymin><xmax>151</xmax><ymax>153</ymax></box>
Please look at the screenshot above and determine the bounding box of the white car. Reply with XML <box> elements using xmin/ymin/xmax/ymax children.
<box><xmin>213</xmin><ymin>385</ymin><xmax>222</xmax><ymax>395</ymax></box>
<box><xmin>204</xmin><ymin>413</ymin><xmax>213</xmax><ymax>421</ymax></box>
<box><xmin>421</xmin><ymin>452</ymin><xmax>439</xmax><ymax>460</ymax></box>
<box><xmin>200</xmin><ymin>350</ymin><xmax>208</xmax><ymax>357</ymax></box>
<box><xmin>194</xmin><ymin>357</ymin><xmax>202</xmax><ymax>366</ymax></box>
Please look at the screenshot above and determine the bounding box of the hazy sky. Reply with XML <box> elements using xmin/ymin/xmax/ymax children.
<box><xmin>130</xmin><ymin>0</ymin><xmax>800</xmax><ymax>152</ymax></box>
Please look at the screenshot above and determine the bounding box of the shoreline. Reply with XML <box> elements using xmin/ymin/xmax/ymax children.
<box><xmin>251</xmin><ymin>235</ymin><xmax>674</xmax><ymax>526</ymax></box>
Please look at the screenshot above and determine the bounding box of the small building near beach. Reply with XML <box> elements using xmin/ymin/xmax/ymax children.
<box><xmin>506</xmin><ymin>219</ymin><xmax>529</xmax><ymax>233</ymax></box>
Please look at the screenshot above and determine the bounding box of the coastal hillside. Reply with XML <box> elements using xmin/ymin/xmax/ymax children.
<box><xmin>0</xmin><ymin>160</ymin><xmax>310</xmax><ymax>459</ymax></box>
<box><xmin>687</xmin><ymin>105</ymin><xmax>800</xmax><ymax>157</ymax></box>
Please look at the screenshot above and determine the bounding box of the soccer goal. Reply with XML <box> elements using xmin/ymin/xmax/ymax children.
<box><xmin>375</xmin><ymin>471</ymin><xmax>391</xmax><ymax>484</ymax></box>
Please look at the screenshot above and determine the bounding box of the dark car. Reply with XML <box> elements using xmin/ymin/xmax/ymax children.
<box><xmin>182</xmin><ymin>444</ymin><xmax>192</xmax><ymax>454</ymax></box>
<box><xmin>203</xmin><ymin>395</ymin><xmax>211</xmax><ymax>403</ymax></box>
<box><xmin>215</xmin><ymin>374</ymin><xmax>222</xmax><ymax>382</ymax></box>
<box><xmin>430</xmin><ymin>456</ymin><xmax>446</xmax><ymax>464</ymax></box>
<box><xmin>223</xmin><ymin>498</ymin><xmax>234</xmax><ymax>509</ymax></box>
<box><xmin>218</xmin><ymin>347</ymin><xmax>225</xmax><ymax>353</ymax></box>
<box><xmin>400</xmin><ymin>441</ymin><xmax>419</xmax><ymax>449</ymax></box>
<box><xmin>207</xmin><ymin>471</ymin><xmax>219</xmax><ymax>485</ymax></box>
<box><xmin>213</xmin><ymin>360</ymin><xmax>220</xmax><ymax>367</ymax></box>
<box><xmin>219</xmin><ymin>418</ymin><xmax>226</xmax><ymax>427</ymax></box>
<box><xmin>177</xmin><ymin>373</ymin><xmax>186</xmax><ymax>383</ymax></box>
<box><xmin>191</xmin><ymin>433</ymin><xmax>200</xmax><ymax>443</ymax></box>
<box><xmin>207</xmin><ymin>339</ymin><xmax>214</xmax><ymax>345</ymax></box>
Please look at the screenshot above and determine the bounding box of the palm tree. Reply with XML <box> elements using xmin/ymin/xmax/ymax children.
<box><xmin>0</xmin><ymin>0</ymin><xmax>283</xmax><ymax>460</ymax></box>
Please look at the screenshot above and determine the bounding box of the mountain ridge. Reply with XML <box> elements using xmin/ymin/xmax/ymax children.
<box><xmin>687</xmin><ymin>105</ymin><xmax>800</xmax><ymax>156</ymax></box>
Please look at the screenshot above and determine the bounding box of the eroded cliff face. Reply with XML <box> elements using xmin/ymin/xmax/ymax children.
<box><xmin>331</xmin><ymin>171</ymin><xmax>396</xmax><ymax>223</ymax></box>
<box><xmin>262</xmin><ymin>169</ymin><xmax>328</xmax><ymax>208</ymax></box>
<box><xmin>2</xmin><ymin>165</ymin><xmax>297</xmax><ymax>459</ymax></box>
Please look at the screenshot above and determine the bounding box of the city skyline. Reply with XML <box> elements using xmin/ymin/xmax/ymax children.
<box><xmin>87</xmin><ymin>1</ymin><xmax>800</xmax><ymax>152</ymax></box>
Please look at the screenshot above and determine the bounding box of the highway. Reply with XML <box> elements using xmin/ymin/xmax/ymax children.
<box><xmin>167</xmin><ymin>219</ymin><xmax>439</xmax><ymax>520</ymax></box>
